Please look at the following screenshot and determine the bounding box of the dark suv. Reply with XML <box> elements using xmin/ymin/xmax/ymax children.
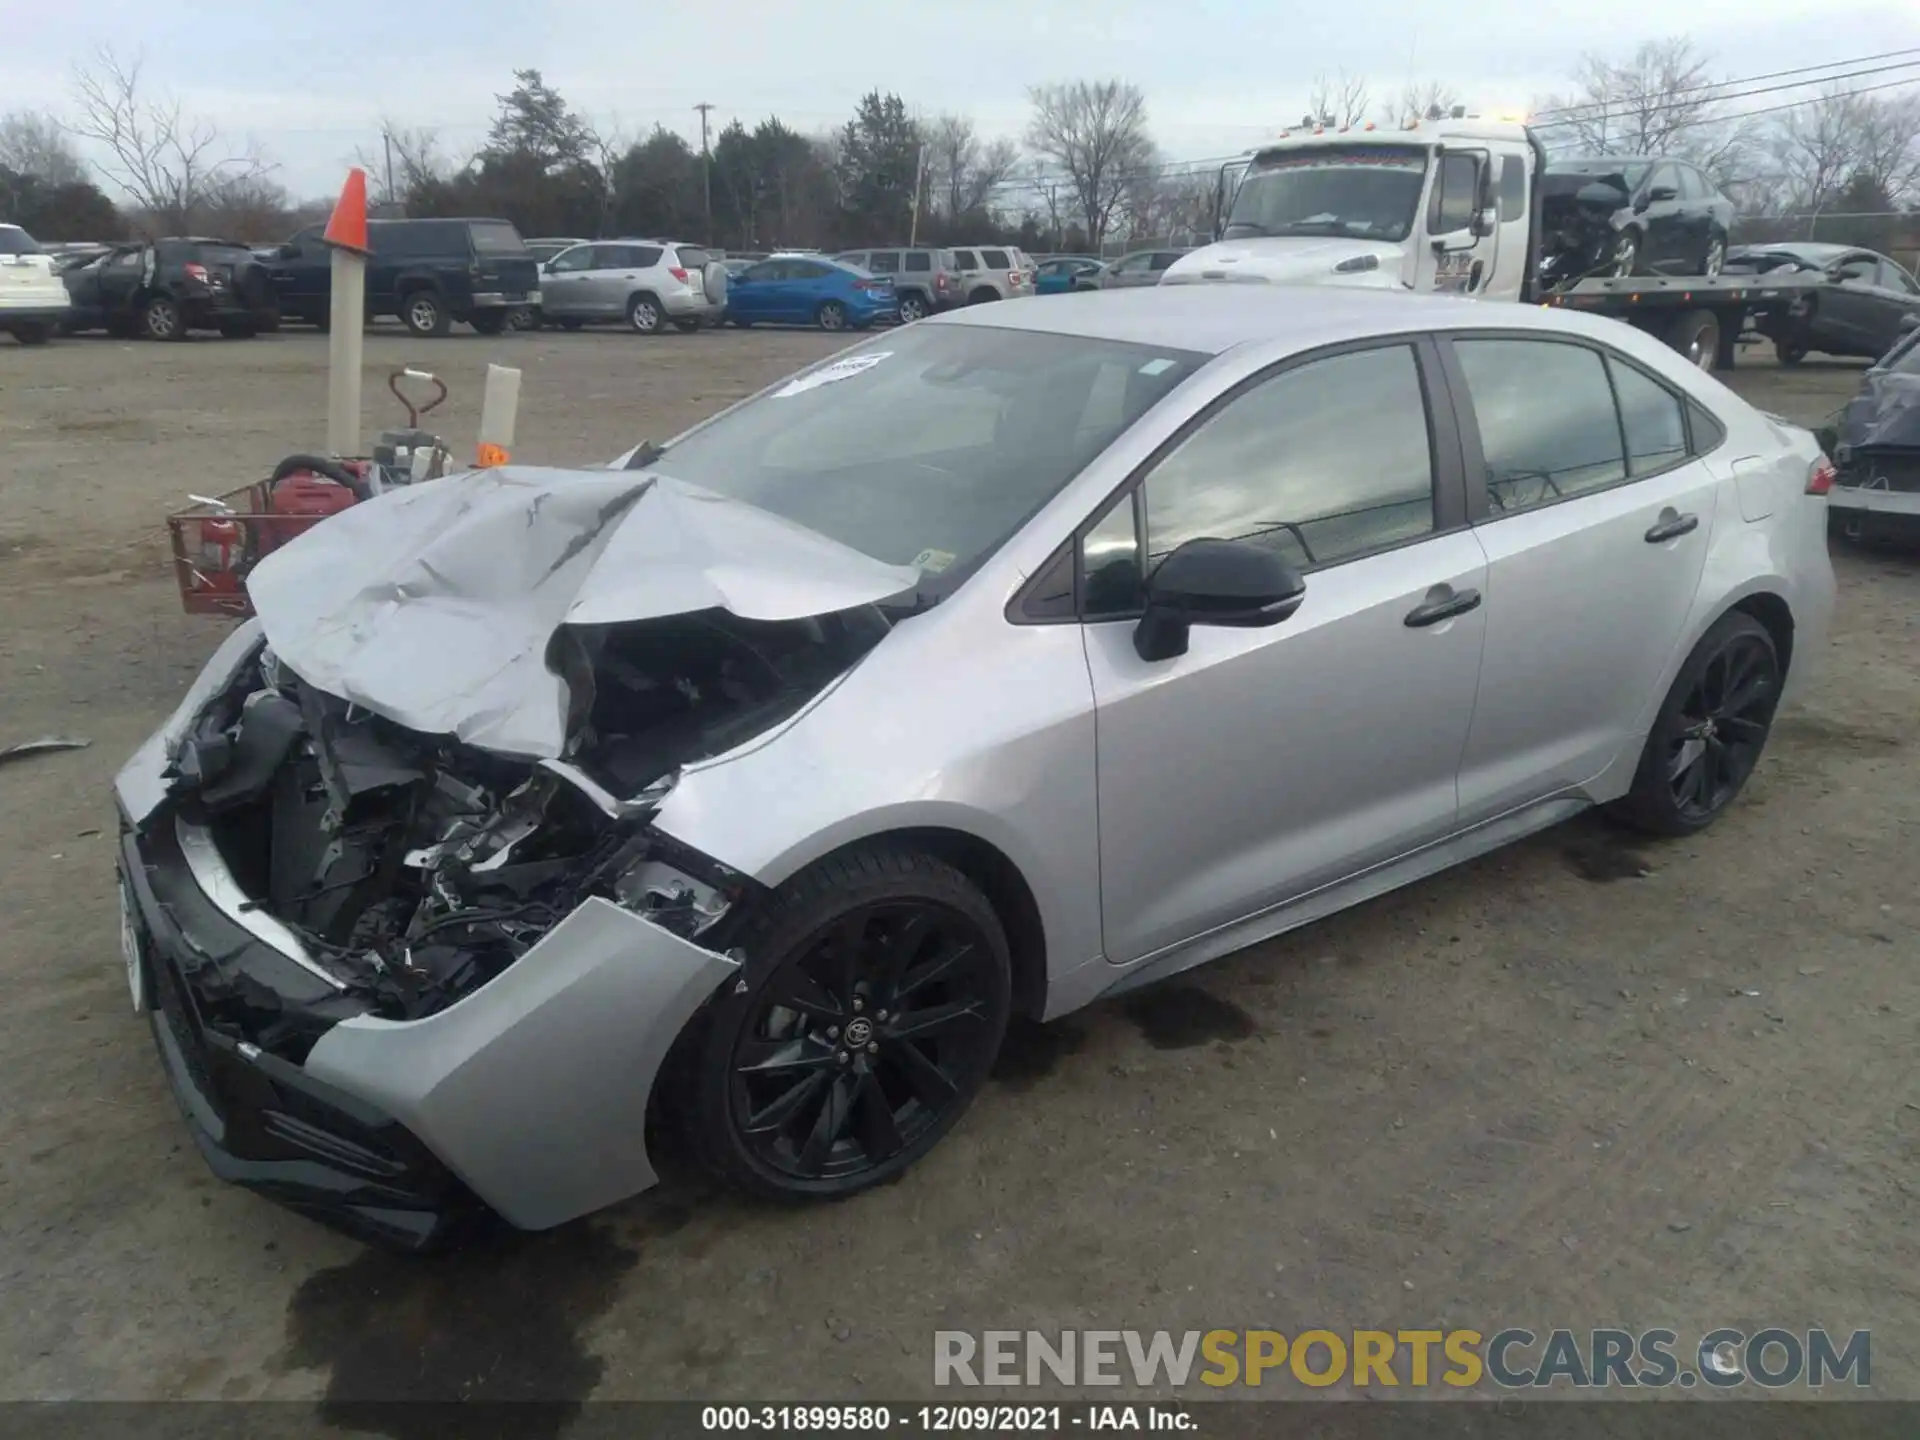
<box><xmin>268</xmin><ymin>217</ymin><xmax>541</xmax><ymax>337</ymax></box>
<box><xmin>60</xmin><ymin>238</ymin><xmax>279</xmax><ymax>340</ymax></box>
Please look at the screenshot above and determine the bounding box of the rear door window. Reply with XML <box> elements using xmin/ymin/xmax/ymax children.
<box><xmin>867</xmin><ymin>252</ymin><xmax>901</xmax><ymax>274</ymax></box>
<box><xmin>952</xmin><ymin>250</ymin><xmax>978</xmax><ymax>269</ymax></box>
<box><xmin>903</xmin><ymin>252</ymin><xmax>931</xmax><ymax>272</ymax></box>
<box><xmin>1452</xmin><ymin>338</ymin><xmax>1627</xmax><ymax>513</ymax></box>
<box><xmin>981</xmin><ymin>248</ymin><xmax>1011</xmax><ymax>269</ymax></box>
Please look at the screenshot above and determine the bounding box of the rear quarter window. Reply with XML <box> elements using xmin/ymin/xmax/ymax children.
<box><xmin>675</xmin><ymin>246</ymin><xmax>711</xmax><ymax>269</ymax></box>
<box><xmin>469</xmin><ymin>222</ymin><xmax>529</xmax><ymax>256</ymax></box>
<box><xmin>0</xmin><ymin>226</ymin><xmax>43</xmax><ymax>256</ymax></box>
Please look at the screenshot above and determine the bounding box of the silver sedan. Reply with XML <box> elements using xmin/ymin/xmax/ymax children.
<box><xmin>115</xmin><ymin>287</ymin><xmax>1835</xmax><ymax>1246</ymax></box>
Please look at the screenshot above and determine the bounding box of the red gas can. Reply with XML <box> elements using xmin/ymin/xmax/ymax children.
<box><xmin>263</xmin><ymin>465</ymin><xmax>363</xmax><ymax>552</ymax></box>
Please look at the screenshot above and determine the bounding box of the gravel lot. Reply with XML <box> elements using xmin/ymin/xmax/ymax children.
<box><xmin>1</xmin><ymin>325</ymin><xmax>1915</xmax><ymax>1409</ymax></box>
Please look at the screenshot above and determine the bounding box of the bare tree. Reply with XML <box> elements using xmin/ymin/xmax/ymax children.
<box><xmin>69</xmin><ymin>47</ymin><xmax>271</xmax><ymax>231</ymax></box>
<box><xmin>1306</xmin><ymin>71</ymin><xmax>1371</xmax><ymax>129</ymax></box>
<box><xmin>1851</xmin><ymin>91</ymin><xmax>1920</xmax><ymax>207</ymax></box>
<box><xmin>1761</xmin><ymin>86</ymin><xmax>1865</xmax><ymax>215</ymax></box>
<box><xmin>0</xmin><ymin>111</ymin><xmax>87</xmax><ymax>186</ymax></box>
<box><xmin>355</xmin><ymin>123</ymin><xmax>455</xmax><ymax>209</ymax></box>
<box><xmin>1535</xmin><ymin>37</ymin><xmax>1746</xmax><ymax>179</ymax></box>
<box><xmin>1384</xmin><ymin>80</ymin><xmax>1460</xmax><ymax>127</ymax></box>
<box><xmin>1025</xmin><ymin>79</ymin><xmax>1156</xmax><ymax>247</ymax></box>
<box><xmin>927</xmin><ymin>114</ymin><xmax>978</xmax><ymax>218</ymax></box>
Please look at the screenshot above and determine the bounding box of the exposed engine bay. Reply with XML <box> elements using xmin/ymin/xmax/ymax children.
<box><xmin>1536</xmin><ymin>171</ymin><xmax>1632</xmax><ymax>289</ymax></box>
<box><xmin>164</xmin><ymin>606</ymin><xmax>889</xmax><ymax>1022</ymax></box>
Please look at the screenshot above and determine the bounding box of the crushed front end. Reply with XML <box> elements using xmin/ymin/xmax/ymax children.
<box><xmin>114</xmin><ymin>603</ymin><xmax>888</xmax><ymax>1245</ymax></box>
<box><xmin>1828</xmin><ymin>340</ymin><xmax>1920</xmax><ymax>543</ymax></box>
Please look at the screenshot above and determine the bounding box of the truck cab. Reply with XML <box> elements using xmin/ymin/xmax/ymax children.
<box><xmin>1161</xmin><ymin>114</ymin><xmax>1541</xmax><ymax>301</ymax></box>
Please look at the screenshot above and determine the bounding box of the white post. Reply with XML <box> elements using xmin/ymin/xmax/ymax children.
<box><xmin>325</xmin><ymin>248</ymin><xmax>365</xmax><ymax>458</ymax></box>
<box><xmin>475</xmin><ymin>364</ymin><xmax>522</xmax><ymax>467</ymax></box>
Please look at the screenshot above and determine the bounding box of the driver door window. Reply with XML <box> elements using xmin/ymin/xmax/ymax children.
<box><xmin>1428</xmin><ymin>154</ymin><xmax>1479</xmax><ymax>234</ymax></box>
<box><xmin>547</xmin><ymin>247</ymin><xmax>595</xmax><ymax>273</ymax></box>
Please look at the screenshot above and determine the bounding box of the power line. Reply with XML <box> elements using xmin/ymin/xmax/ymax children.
<box><xmin>1531</xmin><ymin>57</ymin><xmax>1920</xmax><ymax>131</ymax></box>
<box><xmin>1528</xmin><ymin>46</ymin><xmax>1920</xmax><ymax>122</ymax></box>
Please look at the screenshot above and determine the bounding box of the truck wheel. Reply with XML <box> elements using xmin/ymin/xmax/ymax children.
<box><xmin>1667</xmin><ymin>309</ymin><xmax>1720</xmax><ymax>372</ymax></box>
<box><xmin>12</xmin><ymin>322</ymin><xmax>52</xmax><ymax>346</ymax></box>
<box><xmin>402</xmin><ymin>289</ymin><xmax>450</xmax><ymax>338</ymax></box>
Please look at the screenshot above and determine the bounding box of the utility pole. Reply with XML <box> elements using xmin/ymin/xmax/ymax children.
<box><xmin>381</xmin><ymin>131</ymin><xmax>396</xmax><ymax>212</ymax></box>
<box><xmin>694</xmin><ymin>102</ymin><xmax>716</xmax><ymax>239</ymax></box>
<box><xmin>908</xmin><ymin>143</ymin><xmax>928</xmax><ymax>245</ymax></box>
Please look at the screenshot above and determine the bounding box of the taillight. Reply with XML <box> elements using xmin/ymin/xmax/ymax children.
<box><xmin>669</xmin><ymin>266</ymin><xmax>689</xmax><ymax>282</ymax></box>
<box><xmin>936</xmin><ymin>273</ymin><xmax>948</xmax><ymax>289</ymax></box>
<box><xmin>183</xmin><ymin>262</ymin><xmax>209</xmax><ymax>283</ymax></box>
<box><xmin>1806</xmin><ymin>458</ymin><xmax>1835</xmax><ymax>495</ymax></box>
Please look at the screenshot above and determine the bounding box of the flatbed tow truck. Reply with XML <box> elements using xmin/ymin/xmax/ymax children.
<box><xmin>1164</xmin><ymin>110</ymin><xmax>1829</xmax><ymax>371</ymax></box>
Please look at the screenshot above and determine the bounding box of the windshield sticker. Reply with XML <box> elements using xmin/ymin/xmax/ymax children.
<box><xmin>1138</xmin><ymin>358</ymin><xmax>1177</xmax><ymax>376</ymax></box>
<box><xmin>773</xmin><ymin>352</ymin><xmax>891</xmax><ymax>398</ymax></box>
<box><xmin>911</xmin><ymin>548</ymin><xmax>957</xmax><ymax>574</ymax></box>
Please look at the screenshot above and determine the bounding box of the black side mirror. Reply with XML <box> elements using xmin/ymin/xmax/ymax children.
<box><xmin>1133</xmin><ymin>537</ymin><xmax>1307</xmax><ymax>662</ymax></box>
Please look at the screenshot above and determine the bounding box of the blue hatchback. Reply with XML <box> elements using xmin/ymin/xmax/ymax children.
<box><xmin>1034</xmin><ymin>256</ymin><xmax>1105</xmax><ymax>295</ymax></box>
<box><xmin>725</xmin><ymin>256</ymin><xmax>898</xmax><ymax>331</ymax></box>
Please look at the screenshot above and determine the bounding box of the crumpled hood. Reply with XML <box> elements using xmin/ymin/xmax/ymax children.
<box><xmin>244</xmin><ymin>465</ymin><xmax>920</xmax><ymax>759</ymax></box>
<box><xmin>1160</xmin><ymin>237</ymin><xmax>1407</xmax><ymax>289</ymax></box>
<box><xmin>1837</xmin><ymin>367</ymin><xmax>1920</xmax><ymax>453</ymax></box>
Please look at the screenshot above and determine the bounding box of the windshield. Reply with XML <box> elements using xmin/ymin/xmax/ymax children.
<box><xmin>647</xmin><ymin>323</ymin><xmax>1204</xmax><ymax>593</ymax></box>
<box><xmin>1549</xmin><ymin>159</ymin><xmax>1652</xmax><ymax>189</ymax></box>
<box><xmin>1223</xmin><ymin>146</ymin><xmax>1428</xmax><ymax>241</ymax></box>
<box><xmin>0</xmin><ymin>227</ymin><xmax>43</xmax><ymax>256</ymax></box>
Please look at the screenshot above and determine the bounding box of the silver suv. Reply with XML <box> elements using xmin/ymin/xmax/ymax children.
<box><xmin>949</xmin><ymin>245</ymin><xmax>1036</xmax><ymax>303</ymax></box>
<box><xmin>834</xmin><ymin>247</ymin><xmax>965</xmax><ymax>322</ymax></box>
<box><xmin>538</xmin><ymin>240</ymin><xmax>727</xmax><ymax>334</ymax></box>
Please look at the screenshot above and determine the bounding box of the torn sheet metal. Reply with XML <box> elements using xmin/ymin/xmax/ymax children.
<box><xmin>242</xmin><ymin>466</ymin><xmax>918</xmax><ymax>759</ymax></box>
<box><xmin>0</xmin><ymin>735</ymin><xmax>91</xmax><ymax>766</ymax></box>
<box><xmin>1837</xmin><ymin>343</ymin><xmax>1920</xmax><ymax>453</ymax></box>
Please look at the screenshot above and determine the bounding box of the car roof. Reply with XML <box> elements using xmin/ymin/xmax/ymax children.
<box><xmin>1732</xmin><ymin>241</ymin><xmax>1867</xmax><ymax>263</ymax></box>
<box><xmin>923</xmin><ymin>284</ymin><xmax>1659</xmax><ymax>357</ymax></box>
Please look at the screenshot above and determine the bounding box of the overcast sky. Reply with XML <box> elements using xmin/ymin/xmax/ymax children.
<box><xmin>7</xmin><ymin>0</ymin><xmax>1919</xmax><ymax>198</ymax></box>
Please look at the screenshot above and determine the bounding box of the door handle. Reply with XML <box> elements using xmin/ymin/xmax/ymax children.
<box><xmin>1404</xmin><ymin>588</ymin><xmax>1482</xmax><ymax>628</ymax></box>
<box><xmin>1644</xmin><ymin>512</ymin><xmax>1699</xmax><ymax>543</ymax></box>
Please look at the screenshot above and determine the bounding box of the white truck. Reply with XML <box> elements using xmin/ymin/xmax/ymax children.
<box><xmin>1162</xmin><ymin>111</ymin><xmax>1827</xmax><ymax>371</ymax></box>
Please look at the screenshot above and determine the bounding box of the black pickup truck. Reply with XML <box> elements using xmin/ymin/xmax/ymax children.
<box><xmin>267</xmin><ymin>217</ymin><xmax>541</xmax><ymax>337</ymax></box>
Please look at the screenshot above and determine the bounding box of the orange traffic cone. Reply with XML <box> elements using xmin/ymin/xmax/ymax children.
<box><xmin>322</xmin><ymin>168</ymin><xmax>371</xmax><ymax>256</ymax></box>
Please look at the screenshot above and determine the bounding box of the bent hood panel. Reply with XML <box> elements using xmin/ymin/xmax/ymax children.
<box><xmin>1839</xmin><ymin>368</ymin><xmax>1920</xmax><ymax>452</ymax></box>
<box><xmin>245</xmin><ymin>466</ymin><xmax>919</xmax><ymax>759</ymax></box>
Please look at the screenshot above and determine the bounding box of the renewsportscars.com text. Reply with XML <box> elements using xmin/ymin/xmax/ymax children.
<box><xmin>933</xmin><ymin>1328</ymin><xmax>1870</xmax><ymax>1390</ymax></box>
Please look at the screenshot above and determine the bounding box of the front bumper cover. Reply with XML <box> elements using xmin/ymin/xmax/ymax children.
<box><xmin>115</xmin><ymin>658</ymin><xmax>741</xmax><ymax>1240</ymax></box>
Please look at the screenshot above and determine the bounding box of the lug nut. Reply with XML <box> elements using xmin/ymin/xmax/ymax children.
<box><xmin>867</xmin><ymin>1042</ymin><xmax>879</xmax><ymax>1055</ymax></box>
<box><xmin>838</xmin><ymin>1051</ymin><xmax>850</xmax><ymax>1065</ymax></box>
<box><xmin>852</xmin><ymin>997</ymin><xmax>864</xmax><ymax>1013</ymax></box>
<box><xmin>826</xmin><ymin>1026</ymin><xmax>839</xmax><ymax>1040</ymax></box>
<box><xmin>876</xmin><ymin>1009</ymin><xmax>889</xmax><ymax>1022</ymax></box>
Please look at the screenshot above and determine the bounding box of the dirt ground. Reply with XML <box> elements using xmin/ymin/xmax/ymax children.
<box><xmin>1</xmin><ymin>325</ymin><xmax>1915</xmax><ymax>1413</ymax></box>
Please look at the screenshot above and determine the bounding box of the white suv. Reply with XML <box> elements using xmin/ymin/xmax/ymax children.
<box><xmin>949</xmin><ymin>245</ymin><xmax>1036</xmax><ymax>304</ymax></box>
<box><xmin>0</xmin><ymin>224</ymin><xmax>71</xmax><ymax>345</ymax></box>
<box><xmin>537</xmin><ymin>240</ymin><xmax>728</xmax><ymax>334</ymax></box>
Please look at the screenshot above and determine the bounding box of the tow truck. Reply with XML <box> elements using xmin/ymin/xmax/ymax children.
<box><xmin>1162</xmin><ymin>109</ymin><xmax>1829</xmax><ymax>371</ymax></box>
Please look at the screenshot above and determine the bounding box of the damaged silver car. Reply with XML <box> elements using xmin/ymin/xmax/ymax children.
<box><xmin>117</xmin><ymin>287</ymin><xmax>1834</xmax><ymax>1248</ymax></box>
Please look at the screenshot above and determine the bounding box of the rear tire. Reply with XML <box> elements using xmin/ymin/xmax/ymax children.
<box><xmin>1609</xmin><ymin>612</ymin><xmax>1781</xmax><ymax>838</ymax></box>
<box><xmin>12</xmin><ymin>323</ymin><xmax>52</xmax><ymax>346</ymax></box>
<box><xmin>968</xmin><ymin>288</ymin><xmax>1000</xmax><ymax>305</ymax></box>
<box><xmin>674</xmin><ymin>318</ymin><xmax>702</xmax><ymax>333</ymax></box>
<box><xmin>557</xmin><ymin>317</ymin><xmax>584</xmax><ymax>332</ymax></box>
<box><xmin>468</xmin><ymin>310</ymin><xmax>507</xmax><ymax>336</ymax></box>
<box><xmin>401</xmin><ymin>289</ymin><xmax>450</xmax><ymax>338</ymax></box>
<box><xmin>686</xmin><ymin>843</ymin><xmax>1012</xmax><ymax>1201</ymax></box>
<box><xmin>141</xmin><ymin>295</ymin><xmax>184</xmax><ymax>341</ymax></box>
<box><xmin>627</xmin><ymin>294</ymin><xmax>663</xmax><ymax>334</ymax></box>
<box><xmin>1776</xmin><ymin>341</ymin><xmax>1808</xmax><ymax>366</ymax></box>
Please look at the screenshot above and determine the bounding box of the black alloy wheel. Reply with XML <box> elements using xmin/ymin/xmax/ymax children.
<box><xmin>1613</xmin><ymin>612</ymin><xmax>1781</xmax><ymax>836</ymax></box>
<box><xmin>693</xmin><ymin>846</ymin><xmax>1011</xmax><ymax>1198</ymax></box>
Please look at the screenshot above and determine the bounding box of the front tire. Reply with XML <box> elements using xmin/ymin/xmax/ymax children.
<box><xmin>690</xmin><ymin>844</ymin><xmax>1012</xmax><ymax>1200</ymax></box>
<box><xmin>1610</xmin><ymin>612</ymin><xmax>1781</xmax><ymax>837</ymax></box>
<box><xmin>815</xmin><ymin>300</ymin><xmax>847</xmax><ymax>331</ymax></box>
<box><xmin>401</xmin><ymin>290</ymin><xmax>450</xmax><ymax>338</ymax></box>
<box><xmin>1610</xmin><ymin>230</ymin><xmax>1642</xmax><ymax>278</ymax></box>
<box><xmin>897</xmin><ymin>292</ymin><xmax>928</xmax><ymax>323</ymax></box>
